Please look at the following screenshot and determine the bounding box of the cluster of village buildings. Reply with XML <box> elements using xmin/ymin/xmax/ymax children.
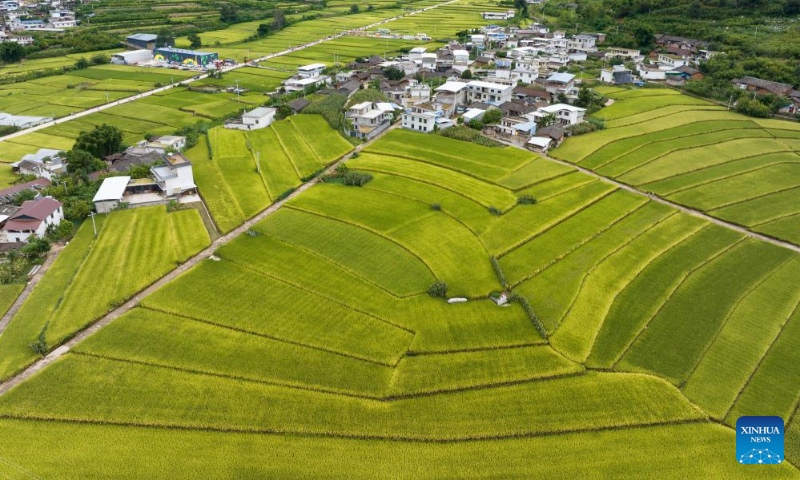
<box><xmin>0</xmin><ymin>0</ymin><xmax>78</xmax><ymax>45</ymax></box>
<box><xmin>0</xmin><ymin>135</ymin><xmax>196</xmax><ymax>243</ymax></box>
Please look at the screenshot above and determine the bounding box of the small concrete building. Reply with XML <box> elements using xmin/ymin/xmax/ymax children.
<box><xmin>225</xmin><ymin>107</ymin><xmax>276</xmax><ymax>131</ymax></box>
<box><xmin>151</xmin><ymin>153</ymin><xmax>196</xmax><ymax>197</ymax></box>
<box><xmin>93</xmin><ymin>176</ymin><xmax>131</xmax><ymax>213</ymax></box>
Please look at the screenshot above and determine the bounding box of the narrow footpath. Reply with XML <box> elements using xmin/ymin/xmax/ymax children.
<box><xmin>0</xmin><ymin>124</ymin><xmax>396</xmax><ymax>397</ymax></box>
<box><xmin>0</xmin><ymin>244</ymin><xmax>64</xmax><ymax>336</ymax></box>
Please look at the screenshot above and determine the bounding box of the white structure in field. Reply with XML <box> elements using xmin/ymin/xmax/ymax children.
<box><xmin>2</xmin><ymin>197</ymin><xmax>63</xmax><ymax>242</ymax></box>
<box><xmin>11</xmin><ymin>148</ymin><xmax>65</xmax><ymax>180</ymax></box>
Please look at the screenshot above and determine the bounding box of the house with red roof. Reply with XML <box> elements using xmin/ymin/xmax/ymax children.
<box><xmin>2</xmin><ymin>197</ymin><xmax>63</xmax><ymax>243</ymax></box>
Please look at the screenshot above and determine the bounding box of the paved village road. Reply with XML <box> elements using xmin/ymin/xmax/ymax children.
<box><xmin>0</xmin><ymin>123</ymin><xmax>399</xmax><ymax>397</ymax></box>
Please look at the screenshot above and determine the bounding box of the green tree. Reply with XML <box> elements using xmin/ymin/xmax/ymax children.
<box><xmin>73</xmin><ymin>124</ymin><xmax>124</xmax><ymax>159</ymax></box>
<box><xmin>383</xmin><ymin>65</ymin><xmax>404</xmax><ymax>80</ymax></box>
<box><xmin>65</xmin><ymin>149</ymin><xmax>105</xmax><ymax>176</ymax></box>
<box><xmin>514</xmin><ymin>0</ymin><xmax>528</xmax><ymax>17</ymax></box>
<box><xmin>634</xmin><ymin>25</ymin><xmax>654</xmax><ymax>50</ymax></box>
<box><xmin>13</xmin><ymin>189</ymin><xmax>36</xmax><ymax>206</ymax></box>
<box><xmin>272</xmin><ymin>8</ymin><xmax>286</xmax><ymax>31</ymax></box>
<box><xmin>349</xmin><ymin>4</ymin><xmax>360</xmax><ymax>13</ymax></box>
<box><xmin>537</xmin><ymin>113</ymin><xmax>558</xmax><ymax>127</ymax></box>
<box><xmin>187</xmin><ymin>34</ymin><xmax>202</xmax><ymax>49</ymax></box>
<box><xmin>576</xmin><ymin>85</ymin><xmax>593</xmax><ymax>108</ymax></box>
<box><xmin>0</xmin><ymin>42</ymin><xmax>25</xmax><ymax>62</ymax></box>
<box><xmin>220</xmin><ymin>4</ymin><xmax>238</xmax><ymax>23</ymax></box>
<box><xmin>156</xmin><ymin>29</ymin><xmax>175</xmax><ymax>48</ymax></box>
<box><xmin>481</xmin><ymin>108</ymin><xmax>502</xmax><ymax>125</ymax></box>
<box><xmin>460</xmin><ymin>69</ymin><xmax>473</xmax><ymax>79</ymax></box>
<box><xmin>74</xmin><ymin>57</ymin><xmax>90</xmax><ymax>69</ymax></box>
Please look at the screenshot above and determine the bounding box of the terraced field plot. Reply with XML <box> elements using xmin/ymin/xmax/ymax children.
<box><xmin>191</xmin><ymin>114</ymin><xmax>353</xmax><ymax>233</ymax></box>
<box><xmin>0</xmin><ymin>206</ymin><xmax>210</xmax><ymax>383</ymax></box>
<box><xmin>552</xmin><ymin>88</ymin><xmax>800</xmax><ymax>245</ymax></box>
<box><xmin>0</xmin><ymin>130</ymin><xmax>797</xmax><ymax>477</ymax></box>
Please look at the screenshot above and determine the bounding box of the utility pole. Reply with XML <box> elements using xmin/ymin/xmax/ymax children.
<box><xmin>60</xmin><ymin>181</ymin><xmax>68</xmax><ymax>195</ymax></box>
<box><xmin>89</xmin><ymin>212</ymin><xmax>97</xmax><ymax>238</ymax></box>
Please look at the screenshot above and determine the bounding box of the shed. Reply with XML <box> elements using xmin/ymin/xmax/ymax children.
<box><xmin>93</xmin><ymin>176</ymin><xmax>130</xmax><ymax>213</ymax></box>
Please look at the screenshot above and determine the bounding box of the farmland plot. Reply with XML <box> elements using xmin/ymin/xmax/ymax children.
<box><xmin>0</xmin><ymin>117</ymin><xmax>799</xmax><ymax>477</ymax></box>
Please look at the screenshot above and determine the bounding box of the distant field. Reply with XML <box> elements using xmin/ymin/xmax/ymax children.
<box><xmin>552</xmin><ymin>88</ymin><xmax>800</xmax><ymax>245</ymax></box>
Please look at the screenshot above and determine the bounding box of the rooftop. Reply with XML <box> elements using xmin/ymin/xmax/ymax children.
<box><xmin>93</xmin><ymin>176</ymin><xmax>130</xmax><ymax>202</ymax></box>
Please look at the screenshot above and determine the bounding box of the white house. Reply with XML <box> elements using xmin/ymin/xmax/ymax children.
<box><xmin>466</xmin><ymin>81</ymin><xmax>513</xmax><ymax>105</ymax></box>
<box><xmin>226</xmin><ymin>107</ymin><xmax>276</xmax><ymax>131</ymax></box>
<box><xmin>420</xmin><ymin>53</ymin><xmax>437</xmax><ymax>70</ymax></box>
<box><xmin>544</xmin><ymin>72</ymin><xmax>576</xmax><ymax>96</ymax></box>
<box><xmin>471</xmin><ymin>34</ymin><xmax>486</xmax><ymax>48</ymax></box>
<box><xmin>151</xmin><ymin>153</ymin><xmax>196</xmax><ymax>197</ymax></box>
<box><xmin>482</xmin><ymin>10</ymin><xmax>515</xmax><ymax>20</ymax></box>
<box><xmin>402</xmin><ymin>107</ymin><xmax>438</xmax><ymax>133</ymax></box>
<box><xmin>2</xmin><ymin>197</ymin><xmax>63</xmax><ymax>242</ymax></box>
<box><xmin>637</xmin><ymin>64</ymin><xmax>666</xmax><ymax>81</ymax></box>
<box><xmin>531</xmin><ymin>104</ymin><xmax>586</xmax><ymax>126</ymax></box>
<box><xmin>346</xmin><ymin>102</ymin><xmax>396</xmax><ymax>140</ymax></box>
<box><xmin>141</xmin><ymin>135</ymin><xmax>186</xmax><ymax>153</ymax></box>
<box><xmin>453</xmin><ymin>49</ymin><xmax>470</xmax><ymax>66</ymax></box>
<box><xmin>606</xmin><ymin>47</ymin><xmax>641</xmax><ymax>59</ymax></box>
<box><xmin>408</xmin><ymin>47</ymin><xmax>427</xmax><ymax>62</ymax></box>
<box><xmin>462</xmin><ymin>108</ymin><xmax>485</xmax><ymax>124</ymax></box>
<box><xmin>600</xmin><ymin>65</ymin><xmax>634</xmax><ymax>85</ymax></box>
<box><xmin>12</xmin><ymin>149</ymin><xmax>65</xmax><ymax>180</ymax></box>
<box><xmin>657</xmin><ymin>53</ymin><xmax>688</xmax><ymax>69</ymax></box>
<box><xmin>296</xmin><ymin>63</ymin><xmax>326</xmax><ymax>78</ymax></box>
<box><xmin>283</xmin><ymin>75</ymin><xmax>330</xmax><ymax>92</ymax></box>
<box><xmin>92</xmin><ymin>176</ymin><xmax>130</xmax><ymax>214</ymax></box>
<box><xmin>434</xmin><ymin>81</ymin><xmax>469</xmax><ymax>115</ymax></box>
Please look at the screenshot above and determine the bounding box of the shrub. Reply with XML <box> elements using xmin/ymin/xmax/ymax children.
<box><xmin>517</xmin><ymin>194</ymin><xmax>537</xmax><ymax>205</ymax></box>
<box><xmin>509</xmin><ymin>293</ymin><xmax>547</xmax><ymax>340</ymax></box>
<box><xmin>437</xmin><ymin>125</ymin><xmax>502</xmax><ymax>147</ymax></box>
<box><xmin>490</xmin><ymin>256</ymin><xmax>507</xmax><ymax>289</ymax></box>
<box><xmin>276</xmin><ymin>187</ymin><xmax>295</xmax><ymax>201</ymax></box>
<box><xmin>342</xmin><ymin>171</ymin><xmax>373</xmax><ymax>186</ymax></box>
<box><xmin>427</xmin><ymin>281</ymin><xmax>448</xmax><ymax>298</ymax></box>
<box><xmin>488</xmin><ymin>206</ymin><xmax>502</xmax><ymax>215</ymax></box>
<box><xmin>735</xmin><ymin>98</ymin><xmax>771</xmax><ymax>118</ymax></box>
<box><xmin>430</xmin><ymin>203</ymin><xmax>441</xmax><ymax>211</ymax></box>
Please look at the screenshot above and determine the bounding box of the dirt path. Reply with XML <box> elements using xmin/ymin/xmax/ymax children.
<box><xmin>0</xmin><ymin>124</ymin><xmax>396</xmax><ymax>397</ymax></box>
<box><xmin>491</xmin><ymin>136</ymin><xmax>800</xmax><ymax>254</ymax></box>
<box><xmin>0</xmin><ymin>0</ymin><xmax>460</xmax><ymax>144</ymax></box>
<box><xmin>0</xmin><ymin>244</ymin><xmax>64</xmax><ymax>336</ymax></box>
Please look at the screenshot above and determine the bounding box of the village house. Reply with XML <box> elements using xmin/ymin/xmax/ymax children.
<box><xmin>530</xmin><ymin>103</ymin><xmax>586</xmax><ymax>126</ymax></box>
<box><xmin>481</xmin><ymin>10</ymin><xmax>515</xmax><ymax>20</ymax></box>
<box><xmin>11</xmin><ymin>148</ymin><xmax>65</xmax><ymax>180</ymax></box>
<box><xmin>151</xmin><ymin>153</ymin><xmax>196</xmax><ymax>198</ymax></box>
<box><xmin>657</xmin><ymin>53</ymin><xmax>687</xmax><ymax>69</ymax></box>
<box><xmin>402</xmin><ymin>106</ymin><xmax>441</xmax><ymax>133</ymax></box>
<box><xmin>225</xmin><ymin>107</ymin><xmax>276</xmax><ymax>131</ymax></box>
<box><xmin>544</xmin><ymin>72</ymin><xmax>576</xmax><ymax>96</ymax></box>
<box><xmin>732</xmin><ymin>76</ymin><xmax>800</xmax><ymax>113</ymax></box>
<box><xmin>0</xmin><ymin>179</ymin><xmax>50</xmax><ymax>205</ymax></box>
<box><xmin>346</xmin><ymin>102</ymin><xmax>396</xmax><ymax>140</ymax></box>
<box><xmin>140</xmin><ymin>135</ymin><xmax>186</xmax><ymax>153</ymax></box>
<box><xmin>2</xmin><ymin>197</ymin><xmax>63</xmax><ymax>243</ymax></box>
<box><xmin>600</xmin><ymin>65</ymin><xmax>633</xmax><ymax>85</ymax></box>
<box><xmin>283</xmin><ymin>63</ymin><xmax>330</xmax><ymax>92</ymax></box>
<box><xmin>605</xmin><ymin>47</ymin><xmax>641</xmax><ymax>60</ymax></box>
<box><xmin>527</xmin><ymin>125</ymin><xmax>565</xmax><ymax>153</ymax></box>
<box><xmin>433</xmin><ymin>81</ymin><xmax>469</xmax><ymax>116</ymax></box>
<box><xmin>465</xmin><ymin>80</ymin><xmax>513</xmax><ymax>105</ymax></box>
